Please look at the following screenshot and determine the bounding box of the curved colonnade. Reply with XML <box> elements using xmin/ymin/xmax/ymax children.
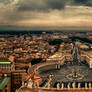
<box><xmin>21</xmin><ymin>55</ymin><xmax>92</xmax><ymax>91</ymax></box>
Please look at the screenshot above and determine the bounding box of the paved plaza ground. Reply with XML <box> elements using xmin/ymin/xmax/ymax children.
<box><xmin>40</xmin><ymin>61</ymin><xmax>92</xmax><ymax>88</ymax></box>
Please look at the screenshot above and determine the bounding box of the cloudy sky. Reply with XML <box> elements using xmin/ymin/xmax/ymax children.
<box><xmin>0</xmin><ymin>0</ymin><xmax>92</xmax><ymax>30</ymax></box>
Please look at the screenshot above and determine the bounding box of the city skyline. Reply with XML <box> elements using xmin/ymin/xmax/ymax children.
<box><xmin>0</xmin><ymin>0</ymin><xmax>92</xmax><ymax>31</ymax></box>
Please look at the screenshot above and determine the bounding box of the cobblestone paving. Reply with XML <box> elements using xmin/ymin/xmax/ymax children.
<box><xmin>40</xmin><ymin>62</ymin><xmax>92</xmax><ymax>87</ymax></box>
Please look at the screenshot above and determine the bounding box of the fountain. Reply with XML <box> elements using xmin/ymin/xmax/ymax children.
<box><xmin>66</xmin><ymin>66</ymin><xmax>84</xmax><ymax>81</ymax></box>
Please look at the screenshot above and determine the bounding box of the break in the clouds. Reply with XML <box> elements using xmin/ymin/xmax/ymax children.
<box><xmin>0</xmin><ymin>0</ymin><xmax>92</xmax><ymax>30</ymax></box>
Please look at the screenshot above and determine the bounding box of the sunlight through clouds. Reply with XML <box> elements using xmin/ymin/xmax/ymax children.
<box><xmin>0</xmin><ymin>0</ymin><xmax>92</xmax><ymax>30</ymax></box>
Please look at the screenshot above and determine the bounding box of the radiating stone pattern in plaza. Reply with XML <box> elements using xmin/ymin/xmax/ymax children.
<box><xmin>40</xmin><ymin>62</ymin><xmax>92</xmax><ymax>88</ymax></box>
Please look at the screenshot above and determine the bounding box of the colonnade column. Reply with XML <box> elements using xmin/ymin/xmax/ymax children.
<box><xmin>67</xmin><ymin>83</ymin><xmax>70</xmax><ymax>89</ymax></box>
<box><xmin>72</xmin><ymin>82</ymin><xmax>76</xmax><ymax>89</ymax></box>
<box><xmin>89</xmin><ymin>82</ymin><xmax>91</xmax><ymax>88</ymax></box>
<box><xmin>78</xmin><ymin>83</ymin><xmax>81</xmax><ymax>89</ymax></box>
<box><xmin>61</xmin><ymin>83</ymin><xmax>64</xmax><ymax>89</ymax></box>
<box><xmin>85</xmin><ymin>82</ymin><xmax>87</xmax><ymax>89</ymax></box>
<box><xmin>57</xmin><ymin>83</ymin><xmax>60</xmax><ymax>90</ymax></box>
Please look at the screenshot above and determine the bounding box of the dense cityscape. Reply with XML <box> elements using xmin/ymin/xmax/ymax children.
<box><xmin>0</xmin><ymin>31</ymin><xmax>92</xmax><ymax>92</ymax></box>
<box><xmin>1</xmin><ymin>0</ymin><xmax>92</xmax><ymax>92</ymax></box>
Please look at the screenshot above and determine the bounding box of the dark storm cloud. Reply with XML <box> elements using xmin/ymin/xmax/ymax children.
<box><xmin>73</xmin><ymin>0</ymin><xmax>92</xmax><ymax>6</ymax></box>
<box><xmin>46</xmin><ymin>0</ymin><xmax>65</xmax><ymax>9</ymax></box>
<box><xmin>17</xmin><ymin>0</ymin><xmax>92</xmax><ymax>12</ymax></box>
<box><xmin>1</xmin><ymin>0</ymin><xmax>92</xmax><ymax>30</ymax></box>
<box><xmin>18</xmin><ymin>0</ymin><xmax>66</xmax><ymax>11</ymax></box>
<box><xmin>0</xmin><ymin>0</ymin><xmax>11</xmax><ymax>4</ymax></box>
<box><xmin>2</xmin><ymin>0</ymin><xmax>92</xmax><ymax>21</ymax></box>
<box><xmin>74</xmin><ymin>0</ymin><xmax>88</xmax><ymax>4</ymax></box>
